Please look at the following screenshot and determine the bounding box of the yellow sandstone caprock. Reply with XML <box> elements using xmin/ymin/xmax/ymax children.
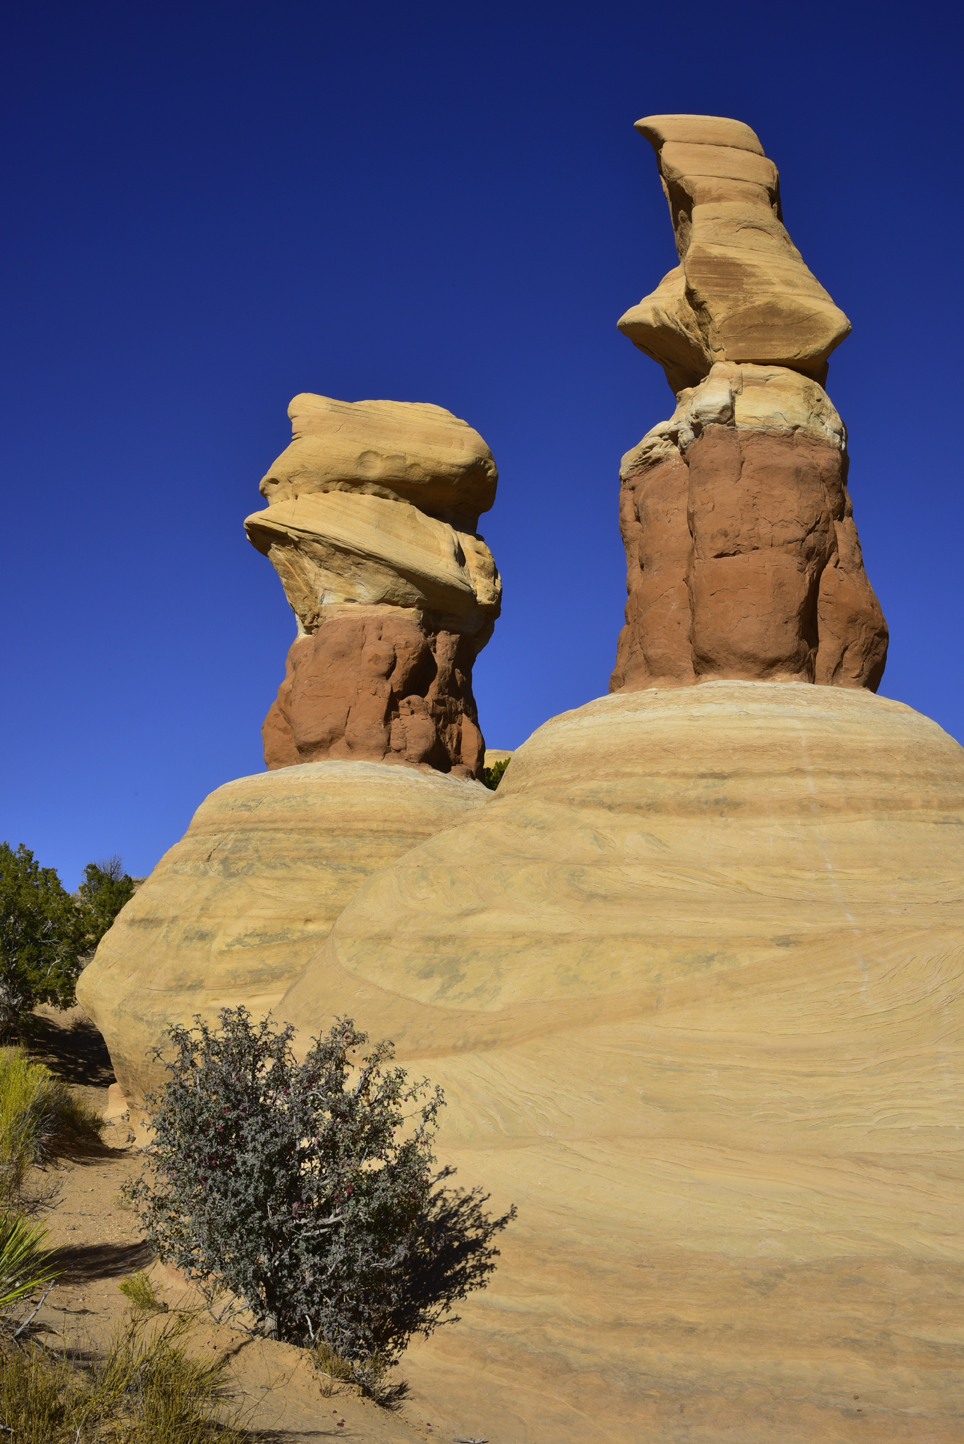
<box><xmin>619</xmin><ymin>114</ymin><xmax>852</xmax><ymax>390</ymax></box>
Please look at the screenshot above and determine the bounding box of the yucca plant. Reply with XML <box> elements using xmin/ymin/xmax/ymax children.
<box><xmin>0</xmin><ymin>1211</ymin><xmax>59</xmax><ymax>1313</ymax></box>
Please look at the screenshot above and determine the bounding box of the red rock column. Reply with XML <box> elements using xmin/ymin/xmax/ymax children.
<box><xmin>262</xmin><ymin>610</ymin><xmax>485</xmax><ymax>777</ymax></box>
<box><xmin>613</xmin><ymin>112</ymin><xmax>887</xmax><ymax>695</ymax></box>
<box><xmin>610</xmin><ymin>366</ymin><xmax>888</xmax><ymax>694</ymax></box>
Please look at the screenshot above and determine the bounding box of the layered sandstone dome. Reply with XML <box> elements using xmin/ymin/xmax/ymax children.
<box><xmin>277</xmin><ymin>683</ymin><xmax>964</xmax><ymax>1442</ymax></box>
<box><xmin>76</xmin><ymin>763</ymin><xmax>490</xmax><ymax>1117</ymax></box>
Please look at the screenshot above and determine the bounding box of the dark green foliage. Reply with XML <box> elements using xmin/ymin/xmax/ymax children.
<box><xmin>0</xmin><ymin>844</ymin><xmax>135</xmax><ymax>1036</ymax></box>
<box><xmin>481</xmin><ymin>757</ymin><xmax>510</xmax><ymax>790</ymax></box>
<box><xmin>75</xmin><ymin>856</ymin><xmax>136</xmax><ymax>954</ymax></box>
<box><xmin>127</xmin><ymin>1009</ymin><xmax>515</xmax><ymax>1369</ymax></box>
<box><xmin>0</xmin><ymin>844</ymin><xmax>82</xmax><ymax>1033</ymax></box>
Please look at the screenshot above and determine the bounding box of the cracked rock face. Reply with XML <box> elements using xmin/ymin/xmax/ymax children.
<box><xmin>245</xmin><ymin>395</ymin><xmax>501</xmax><ymax>778</ymax></box>
<box><xmin>613</xmin><ymin>116</ymin><xmax>887</xmax><ymax>694</ymax></box>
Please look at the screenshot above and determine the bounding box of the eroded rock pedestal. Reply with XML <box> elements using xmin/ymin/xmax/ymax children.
<box><xmin>613</xmin><ymin>114</ymin><xmax>887</xmax><ymax>694</ymax></box>
<box><xmin>611</xmin><ymin>363</ymin><xmax>888</xmax><ymax>690</ymax></box>
<box><xmin>78</xmin><ymin>395</ymin><xmax>502</xmax><ymax>1113</ymax></box>
<box><xmin>76</xmin><ymin>763</ymin><xmax>490</xmax><ymax>1127</ymax></box>
<box><xmin>246</xmin><ymin>395</ymin><xmax>501</xmax><ymax>777</ymax></box>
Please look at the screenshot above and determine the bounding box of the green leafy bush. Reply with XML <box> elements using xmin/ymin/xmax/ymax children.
<box><xmin>75</xmin><ymin>856</ymin><xmax>136</xmax><ymax>957</ymax></box>
<box><xmin>481</xmin><ymin>757</ymin><xmax>510</xmax><ymax>790</ymax></box>
<box><xmin>0</xmin><ymin>844</ymin><xmax>135</xmax><ymax>1037</ymax></box>
<box><xmin>0</xmin><ymin>845</ymin><xmax>81</xmax><ymax>1034</ymax></box>
<box><xmin>127</xmin><ymin>1009</ymin><xmax>515</xmax><ymax>1373</ymax></box>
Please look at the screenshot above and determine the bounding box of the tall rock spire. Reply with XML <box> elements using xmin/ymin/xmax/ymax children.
<box><xmin>245</xmin><ymin>395</ymin><xmax>501</xmax><ymax>777</ymax></box>
<box><xmin>611</xmin><ymin>114</ymin><xmax>888</xmax><ymax>693</ymax></box>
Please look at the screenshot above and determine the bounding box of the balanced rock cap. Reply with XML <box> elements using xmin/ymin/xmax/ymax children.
<box><xmin>620</xmin><ymin>114</ymin><xmax>851</xmax><ymax>390</ymax></box>
<box><xmin>259</xmin><ymin>394</ymin><xmax>497</xmax><ymax>535</ymax></box>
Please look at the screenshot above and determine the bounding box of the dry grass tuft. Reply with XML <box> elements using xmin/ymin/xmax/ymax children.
<box><xmin>0</xmin><ymin>1310</ymin><xmax>251</xmax><ymax>1442</ymax></box>
<box><xmin>0</xmin><ymin>1047</ymin><xmax>105</xmax><ymax>1208</ymax></box>
<box><xmin>118</xmin><ymin>1270</ymin><xmax>167</xmax><ymax>1314</ymax></box>
<box><xmin>312</xmin><ymin>1337</ymin><xmax>354</xmax><ymax>1396</ymax></box>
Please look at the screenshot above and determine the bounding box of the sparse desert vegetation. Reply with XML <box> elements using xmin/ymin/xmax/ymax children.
<box><xmin>0</xmin><ymin>1308</ymin><xmax>251</xmax><ymax>1443</ymax></box>
<box><xmin>0</xmin><ymin>1006</ymin><xmax>512</xmax><ymax>1439</ymax></box>
<box><xmin>127</xmin><ymin>1008</ymin><xmax>515</xmax><ymax>1398</ymax></box>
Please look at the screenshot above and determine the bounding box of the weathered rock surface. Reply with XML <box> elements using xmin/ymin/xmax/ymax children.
<box><xmin>277</xmin><ymin>682</ymin><xmax>964</xmax><ymax>1442</ymax></box>
<box><xmin>614</xmin><ymin>116</ymin><xmax>887</xmax><ymax>694</ymax></box>
<box><xmin>246</xmin><ymin>396</ymin><xmax>500</xmax><ymax>777</ymax></box>
<box><xmin>76</xmin><ymin>762</ymin><xmax>490</xmax><ymax>1118</ymax></box>
<box><xmin>618</xmin><ymin>114</ymin><xmax>851</xmax><ymax>389</ymax></box>
<box><xmin>611</xmin><ymin>364</ymin><xmax>888</xmax><ymax>692</ymax></box>
<box><xmin>261</xmin><ymin>611</ymin><xmax>484</xmax><ymax>773</ymax></box>
<box><xmin>260</xmin><ymin>393</ymin><xmax>497</xmax><ymax>533</ymax></box>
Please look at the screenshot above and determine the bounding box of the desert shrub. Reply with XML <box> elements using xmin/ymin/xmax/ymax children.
<box><xmin>0</xmin><ymin>1311</ymin><xmax>249</xmax><ymax>1442</ymax></box>
<box><xmin>118</xmin><ymin>1270</ymin><xmax>167</xmax><ymax>1314</ymax></box>
<box><xmin>0</xmin><ymin>844</ymin><xmax>136</xmax><ymax>1037</ymax></box>
<box><xmin>0</xmin><ymin>844</ymin><xmax>81</xmax><ymax>1035</ymax></box>
<box><xmin>127</xmin><ymin>1009</ymin><xmax>515</xmax><ymax>1373</ymax></box>
<box><xmin>481</xmin><ymin>757</ymin><xmax>510</xmax><ymax>791</ymax></box>
<box><xmin>0</xmin><ymin>1048</ymin><xmax>105</xmax><ymax>1207</ymax></box>
<box><xmin>75</xmin><ymin>856</ymin><xmax>136</xmax><ymax>960</ymax></box>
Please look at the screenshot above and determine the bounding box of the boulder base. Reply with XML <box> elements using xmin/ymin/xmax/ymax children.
<box><xmin>77</xmin><ymin>762</ymin><xmax>489</xmax><ymax>1118</ymax></box>
<box><xmin>278</xmin><ymin>683</ymin><xmax>964</xmax><ymax>1443</ymax></box>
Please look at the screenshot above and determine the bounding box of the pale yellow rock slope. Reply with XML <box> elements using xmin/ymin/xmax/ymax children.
<box><xmin>77</xmin><ymin>762</ymin><xmax>489</xmax><ymax>1117</ymax></box>
<box><xmin>278</xmin><ymin>682</ymin><xmax>964</xmax><ymax>1443</ymax></box>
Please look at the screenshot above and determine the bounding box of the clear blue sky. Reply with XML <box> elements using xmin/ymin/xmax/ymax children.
<box><xmin>2</xmin><ymin>0</ymin><xmax>961</xmax><ymax>886</ymax></box>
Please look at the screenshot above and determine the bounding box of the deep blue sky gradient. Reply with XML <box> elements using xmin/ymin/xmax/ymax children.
<box><xmin>3</xmin><ymin>0</ymin><xmax>962</xmax><ymax>885</ymax></box>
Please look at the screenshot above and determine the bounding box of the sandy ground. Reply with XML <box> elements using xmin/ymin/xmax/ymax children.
<box><xmin>17</xmin><ymin>1009</ymin><xmax>489</xmax><ymax>1444</ymax></box>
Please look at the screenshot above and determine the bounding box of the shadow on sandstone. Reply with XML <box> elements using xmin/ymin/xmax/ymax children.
<box><xmin>25</xmin><ymin>1008</ymin><xmax>116</xmax><ymax>1088</ymax></box>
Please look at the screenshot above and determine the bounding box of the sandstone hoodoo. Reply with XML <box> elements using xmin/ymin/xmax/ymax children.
<box><xmin>245</xmin><ymin>395</ymin><xmax>501</xmax><ymax>778</ymax></box>
<box><xmin>612</xmin><ymin>114</ymin><xmax>888</xmax><ymax>694</ymax></box>
<box><xmin>78</xmin><ymin>395</ymin><xmax>501</xmax><ymax>1119</ymax></box>
<box><xmin>272</xmin><ymin>119</ymin><xmax>964</xmax><ymax>1439</ymax></box>
<box><xmin>75</xmin><ymin>115</ymin><xmax>964</xmax><ymax>1441</ymax></box>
